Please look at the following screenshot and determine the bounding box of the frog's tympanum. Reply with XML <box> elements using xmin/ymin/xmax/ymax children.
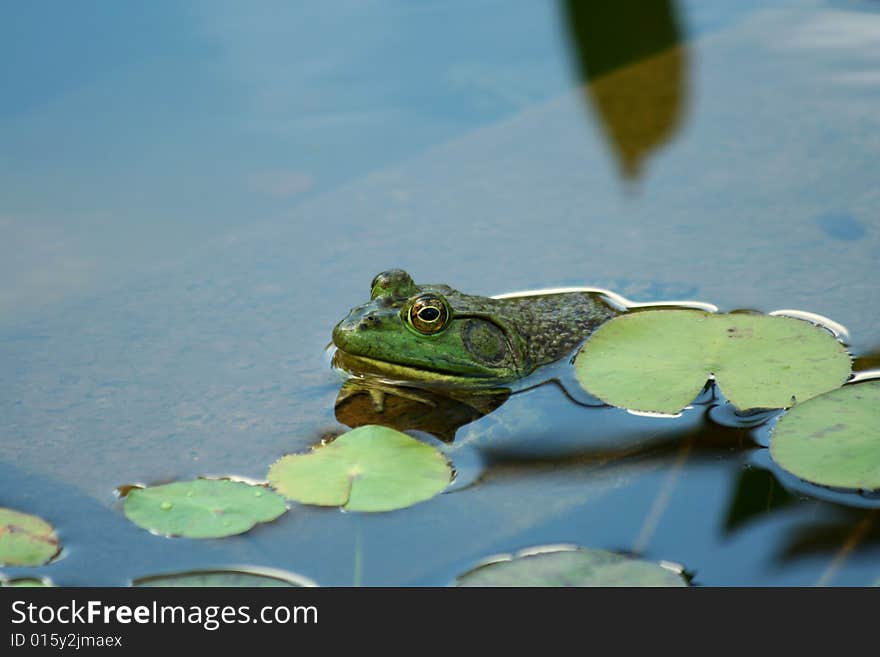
<box><xmin>332</xmin><ymin>269</ymin><xmax>620</xmax><ymax>387</ymax></box>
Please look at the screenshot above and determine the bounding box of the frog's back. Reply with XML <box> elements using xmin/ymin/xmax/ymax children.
<box><xmin>497</xmin><ymin>291</ymin><xmax>618</xmax><ymax>368</ymax></box>
<box><xmin>438</xmin><ymin>287</ymin><xmax>619</xmax><ymax>371</ymax></box>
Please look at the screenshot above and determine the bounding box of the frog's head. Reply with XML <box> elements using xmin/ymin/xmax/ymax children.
<box><xmin>332</xmin><ymin>269</ymin><xmax>530</xmax><ymax>386</ymax></box>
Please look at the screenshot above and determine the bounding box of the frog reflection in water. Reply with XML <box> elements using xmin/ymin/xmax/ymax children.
<box><xmin>330</xmin><ymin>269</ymin><xmax>638</xmax><ymax>440</ymax></box>
<box><xmin>332</xmin><ymin>269</ymin><xmax>620</xmax><ymax>387</ymax></box>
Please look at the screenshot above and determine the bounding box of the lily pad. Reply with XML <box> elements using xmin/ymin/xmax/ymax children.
<box><xmin>0</xmin><ymin>508</ymin><xmax>60</xmax><ymax>566</ymax></box>
<box><xmin>0</xmin><ymin>575</ymin><xmax>54</xmax><ymax>587</ymax></box>
<box><xmin>770</xmin><ymin>380</ymin><xmax>880</xmax><ymax>490</ymax></box>
<box><xmin>267</xmin><ymin>425</ymin><xmax>452</xmax><ymax>512</ymax></box>
<box><xmin>133</xmin><ymin>567</ymin><xmax>316</xmax><ymax>587</ymax></box>
<box><xmin>455</xmin><ymin>546</ymin><xmax>688</xmax><ymax>587</ymax></box>
<box><xmin>123</xmin><ymin>479</ymin><xmax>287</xmax><ymax>538</ymax></box>
<box><xmin>574</xmin><ymin>310</ymin><xmax>850</xmax><ymax>413</ymax></box>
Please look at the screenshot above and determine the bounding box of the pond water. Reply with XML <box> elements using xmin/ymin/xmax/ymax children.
<box><xmin>2</xmin><ymin>0</ymin><xmax>879</xmax><ymax>586</ymax></box>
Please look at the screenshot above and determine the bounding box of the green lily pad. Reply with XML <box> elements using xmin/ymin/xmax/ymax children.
<box><xmin>0</xmin><ymin>508</ymin><xmax>60</xmax><ymax>567</ymax></box>
<box><xmin>770</xmin><ymin>380</ymin><xmax>880</xmax><ymax>490</ymax></box>
<box><xmin>123</xmin><ymin>479</ymin><xmax>287</xmax><ymax>538</ymax></box>
<box><xmin>574</xmin><ymin>310</ymin><xmax>850</xmax><ymax>414</ymax></box>
<box><xmin>0</xmin><ymin>575</ymin><xmax>54</xmax><ymax>587</ymax></box>
<box><xmin>133</xmin><ymin>567</ymin><xmax>316</xmax><ymax>587</ymax></box>
<box><xmin>267</xmin><ymin>425</ymin><xmax>452</xmax><ymax>512</ymax></box>
<box><xmin>455</xmin><ymin>546</ymin><xmax>688</xmax><ymax>587</ymax></box>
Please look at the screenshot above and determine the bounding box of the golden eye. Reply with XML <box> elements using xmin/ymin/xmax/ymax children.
<box><xmin>406</xmin><ymin>294</ymin><xmax>450</xmax><ymax>335</ymax></box>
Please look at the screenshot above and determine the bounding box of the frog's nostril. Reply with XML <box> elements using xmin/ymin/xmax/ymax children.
<box><xmin>358</xmin><ymin>322</ymin><xmax>368</xmax><ymax>331</ymax></box>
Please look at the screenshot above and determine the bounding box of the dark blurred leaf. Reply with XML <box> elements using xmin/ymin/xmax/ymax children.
<box><xmin>562</xmin><ymin>0</ymin><xmax>687</xmax><ymax>178</ymax></box>
<box><xmin>724</xmin><ymin>467</ymin><xmax>799</xmax><ymax>533</ymax></box>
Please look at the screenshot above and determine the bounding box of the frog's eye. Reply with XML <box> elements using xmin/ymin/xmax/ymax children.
<box><xmin>405</xmin><ymin>294</ymin><xmax>451</xmax><ymax>335</ymax></box>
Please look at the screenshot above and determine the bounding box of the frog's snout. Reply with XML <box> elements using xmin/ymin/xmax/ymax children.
<box><xmin>333</xmin><ymin>311</ymin><xmax>381</xmax><ymax>348</ymax></box>
<box><xmin>331</xmin><ymin>316</ymin><xmax>353</xmax><ymax>347</ymax></box>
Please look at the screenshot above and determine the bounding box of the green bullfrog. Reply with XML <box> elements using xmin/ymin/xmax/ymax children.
<box><xmin>332</xmin><ymin>269</ymin><xmax>623</xmax><ymax>387</ymax></box>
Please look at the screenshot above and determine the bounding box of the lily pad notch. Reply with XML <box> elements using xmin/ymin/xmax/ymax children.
<box><xmin>574</xmin><ymin>309</ymin><xmax>851</xmax><ymax>414</ymax></box>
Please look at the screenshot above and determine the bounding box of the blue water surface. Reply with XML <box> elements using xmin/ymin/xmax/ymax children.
<box><xmin>2</xmin><ymin>0</ymin><xmax>879</xmax><ymax>586</ymax></box>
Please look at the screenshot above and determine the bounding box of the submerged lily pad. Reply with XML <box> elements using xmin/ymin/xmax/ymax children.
<box><xmin>123</xmin><ymin>479</ymin><xmax>287</xmax><ymax>538</ymax></box>
<box><xmin>574</xmin><ymin>310</ymin><xmax>850</xmax><ymax>413</ymax></box>
<box><xmin>133</xmin><ymin>567</ymin><xmax>316</xmax><ymax>587</ymax></box>
<box><xmin>455</xmin><ymin>546</ymin><xmax>688</xmax><ymax>587</ymax></box>
<box><xmin>267</xmin><ymin>425</ymin><xmax>452</xmax><ymax>512</ymax></box>
<box><xmin>770</xmin><ymin>380</ymin><xmax>880</xmax><ymax>491</ymax></box>
<box><xmin>0</xmin><ymin>508</ymin><xmax>60</xmax><ymax>567</ymax></box>
<box><xmin>0</xmin><ymin>575</ymin><xmax>54</xmax><ymax>587</ymax></box>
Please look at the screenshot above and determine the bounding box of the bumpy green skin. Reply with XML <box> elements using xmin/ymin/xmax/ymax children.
<box><xmin>332</xmin><ymin>269</ymin><xmax>619</xmax><ymax>385</ymax></box>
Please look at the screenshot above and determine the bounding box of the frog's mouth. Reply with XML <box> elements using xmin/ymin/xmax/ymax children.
<box><xmin>331</xmin><ymin>349</ymin><xmax>514</xmax><ymax>389</ymax></box>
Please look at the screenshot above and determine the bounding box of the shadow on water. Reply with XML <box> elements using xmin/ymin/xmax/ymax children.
<box><xmin>723</xmin><ymin>466</ymin><xmax>800</xmax><ymax>533</ymax></box>
<box><xmin>775</xmin><ymin>511</ymin><xmax>880</xmax><ymax>566</ymax></box>
<box><xmin>560</xmin><ymin>0</ymin><xmax>688</xmax><ymax>180</ymax></box>
<box><xmin>853</xmin><ymin>347</ymin><xmax>880</xmax><ymax>373</ymax></box>
<box><xmin>711</xmin><ymin>456</ymin><xmax>880</xmax><ymax>584</ymax></box>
